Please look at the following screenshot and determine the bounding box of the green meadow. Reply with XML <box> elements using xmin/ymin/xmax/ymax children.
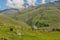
<box><xmin>0</xmin><ymin>2</ymin><xmax>60</xmax><ymax>40</ymax></box>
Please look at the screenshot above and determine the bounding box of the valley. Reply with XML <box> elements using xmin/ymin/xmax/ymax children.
<box><xmin>0</xmin><ymin>2</ymin><xmax>60</xmax><ymax>40</ymax></box>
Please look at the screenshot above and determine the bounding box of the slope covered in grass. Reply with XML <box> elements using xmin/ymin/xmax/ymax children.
<box><xmin>11</xmin><ymin>2</ymin><xmax>60</xmax><ymax>28</ymax></box>
<box><xmin>0</xmin><ymin>14</ymin><xmax>31</xmax><ymax>40</ymax></box>
<box><xmin>0</xmin><ymin>2</ymin><xmax>60</xmax><ymax>28</ymax></box>
<box><xmin>0</xmin><ymin>9</ymin><xmax>21</xmax><ymax>18</ymax></box>
<box><xmin>0</xmin><ymin>2</ymin><xmax>60</xmax><ymax>40</ymax></box>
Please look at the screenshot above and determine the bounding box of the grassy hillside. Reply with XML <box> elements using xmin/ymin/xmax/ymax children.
<box><xmin>0</xmin><ymin>2</ymin><xmax>60</xmax><ymax>40</ymax></box>
<box><xmin>0</xmin><ymin>9</ymin><xmax>20</xmax><ymax>18</ymax></box>
<box><xmin>0</xmin><ymin>14</ymin><xmax>31</xmax><ymax>40</ymax></box>
<box><xmin>1</xmin><ymin>14</ymin><xmax>60</xmax><ymax>40</ymax></box>
<box><xmin>11</xmin><ymin>2</ymin><xmax>60</xmax><ymax>28</ymax></box>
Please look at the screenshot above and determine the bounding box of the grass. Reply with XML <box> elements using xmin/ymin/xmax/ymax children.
<box><xmin>0</xmin><ymin>14</ymin><xmax>30</xmax><ymax>40</ymax></box>
<box><xmin>22</xmin><ymin>32</ymin><xmax>60</xmax><ymax>40</ymax></box>
<box><xmin>0</xmin><ymin>2</ymin><xmax>60</xmax><ymax>40</ymax></box>
<box><xmin>0</xmin><ymin>25</ymin><xmax>60</xmax><ymax>40</ymax></box>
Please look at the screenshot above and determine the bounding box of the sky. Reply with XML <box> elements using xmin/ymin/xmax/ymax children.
<box><xmin>0</xmin><ymin>0</ymin><xmax>59</xmax><ymax>10</ymax></box>
<box><xmin>0</xmin><ymin>0</ymin><xmax>9</xmax><ymax>10</ymax></box>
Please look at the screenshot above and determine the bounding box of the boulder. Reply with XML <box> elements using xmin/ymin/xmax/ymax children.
<box><xmin>16</xmin><ymin>31</ymin><xmax>22</xmax><ymax>36</ymax></box>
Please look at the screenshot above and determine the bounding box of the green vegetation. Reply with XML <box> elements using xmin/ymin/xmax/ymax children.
<box><xmin>0</xmin><ymin>15</ymin><xmax>31</xmax><ymax>40</ymax></box>
<box><xmin>0</xmin><ymin>2</ymin><xmax>60</xmax><ymax>40</ymax></box>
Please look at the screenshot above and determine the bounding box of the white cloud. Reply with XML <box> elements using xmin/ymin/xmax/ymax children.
<box><xmin>27</xmin><ymin>0</ymin><xmax>36</xmax><ymax>6</ymax></box>
<box><xmin>7</xmin><ymin>0</ymin><xmax>15</xmax><ymax>8</ymax></box>
<box><xmin>6</xmin><ymin>0</ymin><xmax>25</xmax><ymax>9</ymax></box>
<box><xmin>51</xmin><ymin>0</ymin><xmax>55</xmax><ymax>2</ymax></box>
<box><xmin>51</xmin><ymin>0</ymin><xmax>58</xmax><ymax>2</ymax></box>
<box><xmin>6</xmin><ymin>0</ymin><xmax>37</xmax><ymax>9</ymax></box>
<box><xmin>6</xmin><ymin>0</ymin><xmax>58</xmax><ymax>9</ymax></box>
<box><xmin>42</xmin><ymin>0</ymin><xmax>45</xmax><ymax>4</ymax></box>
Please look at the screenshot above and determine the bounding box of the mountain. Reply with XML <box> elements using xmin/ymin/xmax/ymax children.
<box><xmin>0</xmin><ymin>8</ymin><xmax>21</xmax><ymax>18</ymax></box>
<box><xmin>6</xmin><ymin>0</ymin><xmax>59</xmax><ymax>9</ymax></box>
<box><xmin>24</xmin><ymin>0</ymin><xmax>60</xmax><ymax>7</ymax></box>
<box><xmin>0</xmin><ymin>2</ymin><xmax>60</xmax><ymax>40</ymax></box>
<box><xmin>10</xmin><ymin>2</ymin><xmax>60</xmax><ymax>28</ymax></box>
<box><xmin>1</xmin><ymin>2</ymin><xmax>60</xmax><ymax>28</ymax></box>
<box><xmin>0</xmin><ymin>14</ymin><xmax>31</xmax><ymax>40</ymax></box>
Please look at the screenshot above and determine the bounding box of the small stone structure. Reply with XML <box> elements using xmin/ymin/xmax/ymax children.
<box><xmin>31</xmin><ymin>25</ymin><xmax>38</xmax><ymax>30</ymax></box>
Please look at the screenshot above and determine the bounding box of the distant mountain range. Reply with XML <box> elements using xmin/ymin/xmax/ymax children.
<box><xmin>0</xmin><ymin>0</ymin><xmax>60</xmax><ymax>14</ymax></box>
<box><xmin>6</xmin><ymin>0</ymin><xmax>60</xmax><ymax>9</ymax></box>
<box><xmin>19</xmin><ymin>0</ymin><xmax>60</xmax><ymax>8</ymax></box>
<box><xmin>0</xmin><ymin>1</ymin><xmax>60</xmax><ymax>40</ymax></box>
<box><xmin>0</xmin><ymin>1</ymin><xmax>60</xmax><ymax>28</ymax></box>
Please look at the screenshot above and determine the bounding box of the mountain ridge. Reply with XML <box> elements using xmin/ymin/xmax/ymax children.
<box><xmin>0</xmin><ymin>1</ymin><xmax>60</xmax><ymax>40</ymax></box>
